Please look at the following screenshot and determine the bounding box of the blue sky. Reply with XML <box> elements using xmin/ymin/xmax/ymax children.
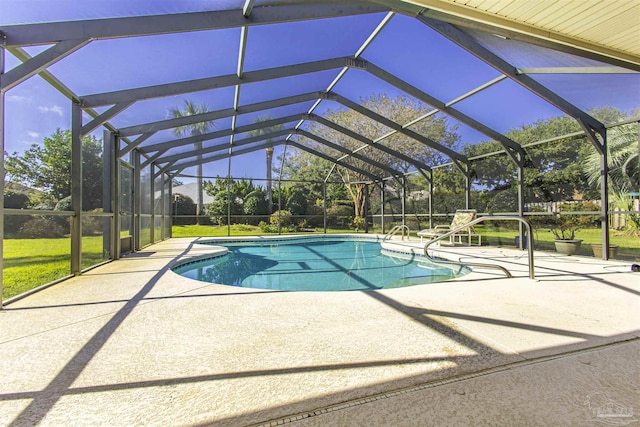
<box><xmin>2</xmin><ymin>0</ymin><xmax>639</xmax><ymax>185</ymax></box>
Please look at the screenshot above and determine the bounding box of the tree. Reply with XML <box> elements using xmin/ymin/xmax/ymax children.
<box><xmin>286</xmin><ymin>188</ymin><xmax>308</xmax><ymax>216</ymax></box>
<box><xmin>5</xmin><ymin>128</ymin><xmax>103</xmax><ymax>210</ymax></box>
<box><xmin>583</xmin><ymin>123</ymin><xmax>638</xmax><ymax>193</ymax></box>
<box><xmin>203</xmin><ymin>177</ymin><xmax>261</xmax><ymax>224</ymax></box>
<box><xmin>172</xmin><ymin>193</ymin><xmax>197</xmax><ymax>225</ymax></box>
<box><xmin>243</xmin><ymin>188</ymin><xmax>269</xmax><ymax>224</ymax></box>
<box><xmin>170</xmin><ymin>100</ymin><xmax>214</xmax><ymax>224</ymax></box>
<box><xmin>291</xmin><ymin>94</ymin><xmax>460</xmax><ymax>217</ymax></box>
<box><xmin>248</xmin><ymin>116</ymin><xmax>284</xmax><ymax>213</ymax></box>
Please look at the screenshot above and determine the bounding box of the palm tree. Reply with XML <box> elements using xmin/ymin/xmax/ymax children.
<box><xmin>248</xmin><ymin>116</ymin><xmax>283</xmax><ymax>213</ymax></box>
<box><xmin>170</xmin><ymin>100</ymin><xmax>214</xmax><ymax>224</ymax></box>
<box><xmin>584</xmin><ymin>123</ymin><xmax>638</xmax><ymax>192</ymax></box>
<box><xmin>583</xmin><ymin>123</ymin><xmax>639</xmax><ymax>235</ymax></box>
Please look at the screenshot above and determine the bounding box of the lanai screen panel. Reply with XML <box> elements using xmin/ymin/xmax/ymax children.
<box><xmin>362</xmin><ymin>14</ymin><xmax>503</xmax><ymax>102</ymax></box>
<box><xmin>242</xmin><ymin>13</ymin><xmax>385</xmax><ymax>71</ymax></box>
<box><xmin>461</xmin><ymin>27</ymin><xmax>640</xmax><ymax>118</ymax></box>
<box><xmin>0</xmin><ymin>0</ymin><xmax>243</xmax><ymax>24</ymax></box>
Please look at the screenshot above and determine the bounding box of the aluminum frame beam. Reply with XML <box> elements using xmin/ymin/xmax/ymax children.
<box><xmin>288</xmin><ymin>141</ymin><xmax>380</xmax><ymax>182</ymax></box>
<box><xmin>120</xmin><ymin>132</ymin><xmax>155</xmax><ymax>156</ymax></box>
<box><xmin>0</xmin><ymin>47</ymin><xmax>4</xmax><ymax>307</ymax></box>
<box><xmin>243</xmin><ymin>0</ymin><xmax>256</xmax><ymax>18</ymax></box>
<box><xmin>163</xmin><ymin>138</ymin><xmax>381</xmax><ymax>184</ymax></box>
<box><xmin>287</xmin><ymin>11</ymin><xmax>395</xmax><ymax>141</ymax></box>
<box><xmin>517</xmin><ymin>67</ymin><xmax>638</xmax><ymax>75</ymax></box>
<box><xmin>81</xmin><ymin>102</ymin><xmax>134</xmax><ymax>136</ymax></box>
<box><xmin>0</xmin><ymin>4</ymin><xmax>387</xmax><ymax>47</ymax></box>
<box><xmin>364</xmin><ymin>61</ymin><xmax>524</xmax><ymax>164</ymax></box>
<box><xmin>307</xmin><ymin>113</ymin><xmax>433</xmax><ymax>174</ymax></box>
<box><xmin>324</xmin><ymin>92</ymin><xmax>468</xmax><ymax>165</ymax></box>
<box><xmin>147</xmin><ymin>108</ymin><xmax>434</xmax><ymax>182</ymax></box>
<box><xmin>118</xmin><ymin>91</ymin><xmax>321</xmax><ymax>137</ymax></box>
<box><xmin>157</xmin><ymin>128</ymin><xmax>293</xmax><ymax>165</ymax></box>
<box><xmin>0</xmin><ymin>38</ymin><xmax>90</xmax><ymax>91</ymax></box>
<box><xmin>6</xmin><ymin>46</ymin><xmax>136</xmax><ymax>148</ymax></box>
<box><xmin>419</xmin><ymin>17</ymin><xmax>606</xmax><ymax>138</ymax></box>
<box><xmin>81</xmin><ymin>57</ymin><xmax>352</xmax><ymax>108</ymax></box>
<box><xmin>70</xmin><ymin>101</ymin><xmax>83</xmax><ymax>274</ymax></box>
<box><xmin>169</xmin><ymin>141</ymin><xmax>282</xmax><ymax>172</ymax></box>
<box><xmin>294</xmin><ymin>129</ymin><xmax>404</xmax><ymax>178</ymax></box>
<box><xmin>141</xmin><ymin>114</ymin><xmax>302</xmax><ymax>154</ymax></box>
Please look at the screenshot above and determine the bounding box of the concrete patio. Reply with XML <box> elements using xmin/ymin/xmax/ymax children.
<box><xmin>1</xmin><ymin>236</ymin><xmax>638</xmax><ymax>426</ymax></box>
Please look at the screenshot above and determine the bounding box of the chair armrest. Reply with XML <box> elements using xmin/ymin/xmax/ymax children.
<box><xmin>434</xmin><ymin>225</ymin><xmax>450</xmax><ymax>230</ymax></box>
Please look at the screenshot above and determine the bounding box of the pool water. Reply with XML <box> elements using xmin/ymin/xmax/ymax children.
<box><xmin>173</xmin><ymin>238</ymin><xmax>469</xmax><ymax>291</ymax></box>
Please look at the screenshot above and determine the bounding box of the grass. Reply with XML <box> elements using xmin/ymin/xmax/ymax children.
<box><xmin>3</xmin><ymin>236</ymin><xmax>106</xmax><ymax>301</ymax></box>
<box><xmin>474</xmin><ymin>226</ymin><xmax>640</xmax><ymax>260</ymax></box>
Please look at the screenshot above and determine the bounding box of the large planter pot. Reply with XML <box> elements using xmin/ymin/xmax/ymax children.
<box><xmin>554</xmin><ymin>239</ymin><xmax>582</xmax><ymax>255</ymax></box>
<box><xmin>591</xmin><ymin>244</ymin><xmax>619</xmax><ymax>259</ymax></box>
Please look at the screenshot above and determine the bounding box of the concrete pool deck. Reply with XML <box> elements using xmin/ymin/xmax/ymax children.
<box><xmin>0</xmin><ymin>236</ymin><xmax>638</xmax><ymax>426</ymax></box>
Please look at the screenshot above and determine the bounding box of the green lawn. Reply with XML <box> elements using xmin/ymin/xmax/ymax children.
<box><xmin>3</xmin><ymin>236</ymin><xmax>106</xmax><ymax>300</ymax></box>
<box><xmin>473</xmin><ymin>226</ymin><xmax>639</xmax><ymax>260</ymax></box>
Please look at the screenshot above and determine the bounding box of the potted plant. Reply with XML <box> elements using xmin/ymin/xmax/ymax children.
<box><xmin>591</xmin><ymin>243</ymin><xmax>619</xmax><ymax>259</ymax></box>
<box><xmin>550</xmin><ymin>202</ymin><xmax>598</xmax><ymax>255</ymax></box>
<box><xmin>550</xmin><ymin>217</ymin><xmax>583</xmax><ymax>255</ymax></box>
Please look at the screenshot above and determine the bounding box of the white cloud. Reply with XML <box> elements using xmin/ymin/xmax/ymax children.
<box><xmin>7</xmin><ymin>94</ymin><xmax>31</xmax><ymax>103</ymax></box>
<box><xmin>27</xmin><ymin>131</ymin><xmax>40</xmax><ymax>139</ymax></box>
<box><xmin>38</xmin><ymin>105</ymin><xmax>64</xmax><ymax>116</ymax></box>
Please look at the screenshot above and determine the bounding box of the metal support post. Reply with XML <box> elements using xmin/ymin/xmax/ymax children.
<box><xmin>102</xmin><ymin>130</ymin><xmax>113</xmax><ymax>259</ymax></box>
<box><xmin>71</xmin><ymin>101</ymin><xmax>83</xmax><ymax>274</ymax></box>
<box><xmin>364</xmin><ymin>183</ymin><xmax>369</xmax><ymax>233</ymax></box>
<box><xmin>380</xmin><ymin>181</ymin><xmax>385</xmax><ymax>233</ymax></box>
<box><xmin>428</xmin><ymin>170</ymin><xmax>433</xmax><ymax>229</ymax></box>
<box><xmin>149</xmin><ymin>164</ymin><xmax>155</xmax><ymax>243</ymax></box>
<box><xmin>323</xmin><ymin>181</ymin><xmax>327</xmax><ymax>234</ymax></box>
<box><xmin>168</xmin><ymin>174</ymin><xmax>174</xmax><ymax>239</ymax></box>
<box><xmin>133</xmin><ymin>150</ymin><xmax>141</xmax><ymax>251</ymax></box>
<box><xmin>464</xmin><ymin>163</ymin><xmax>471</xmax><ymax>209</ymax></box>
<box><xmin>159</xmin><ymin>172</ymin><xmax>165</xmax><ymax>241</ymax></box>
<box><xmin>227</xmin><ymin>152</ymin><xmax>232</xmax><ymax>237</ymax></box>
<box><xmin>517</xmin><ymin>156</ymin><xmax>526</xmax><ymax>250</ymax></box>
<box><xmin>600</xmin><ymin>134</ymin><xmax>610</xmax><ymax>260</ymax></box>
<box><xmin>277</xmin><ymin>178</ymin><xmax>282</xmax><ymax>235</ymax></box>
<box><xmin>401</xmin><ymin>176</ymin><xmax>406</xmax><ymax>227</ymax></box>
<box><xmin>0</xmin><ymin>46</ymin><xmax>5</xmax><ymax>307</ymax></box>
<box><xmin>112</xmin><ymin>134</ymin><xmax>121</xmax><ymax>259</ymax></box>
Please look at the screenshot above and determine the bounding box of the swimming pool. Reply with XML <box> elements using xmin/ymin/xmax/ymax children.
<box><xmin>173</xmin><ymin>237</ymin><xmax>469</xmax><ymax>291</ymax></box>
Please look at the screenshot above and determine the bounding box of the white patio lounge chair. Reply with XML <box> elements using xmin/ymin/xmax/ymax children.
<box><xmin>417</xmin><ymin>209</ymin><xmax>481</xmax><ymax>246</ymax></box>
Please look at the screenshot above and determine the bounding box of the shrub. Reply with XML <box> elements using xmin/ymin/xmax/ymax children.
<box><xmin>327</xmin><ymin>204</ymin><xmax>353</xmax><ymax>227</ymax></box>
<box><xmin>270</xmin><ymin>210</ymin><xmax>292</xmax><ymax>227</ymax></box>
<box><xmin>243</xmin><ymin>189</ymin><xmax>269</xmax><ymax>224</ymax></box>
<box><xmin>286</xmin><ymin>189</ymin><xmax>308</xmax><ymax>216</ymax></box>
<box><xmin>20</xmin><ymin>216</ymin><xmax>68</xmax><ymax>238</ymax></box>
<box><xmin>83</xmin><ymin>209</ymin><xmax>105</xmax><ymax>235</ymax></box>
<box><xmin>205</xmin><ymin>190</ymin><xmax>242</xmax><ymax>225</ymax></box>
<box><xmin>259</xmin><ymin>221</ymin><xmax>278</xmax><ymax>233</ymax></box>
<box><xmin>172</xmin><ymin>193</ymin><xmax>197</xmax><ymax>225</ymax></box>
<box><xmin>3</xmin><ymin>190</ymin><xmax>31</xmax><ymax>235</ymax></box>
<box><xmin>352</xmin><ymin>216</ymin><xmax>365</xmax><ymax>231</ymax></box>
<box><xmin>4</xmin><ymin>190</ymin><xmax>30</xmax><ymax>209</ymax></box>
<box><xmin>550</xmin><ymin>201</ymin><xmax>599</xmax><ymax>240</ymax></box>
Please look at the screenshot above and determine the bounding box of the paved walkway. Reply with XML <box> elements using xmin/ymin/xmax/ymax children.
<box><xmin>1</xmin><ymin>236</ymin><xmax>638</xmax><ymax>426</ymax></box>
